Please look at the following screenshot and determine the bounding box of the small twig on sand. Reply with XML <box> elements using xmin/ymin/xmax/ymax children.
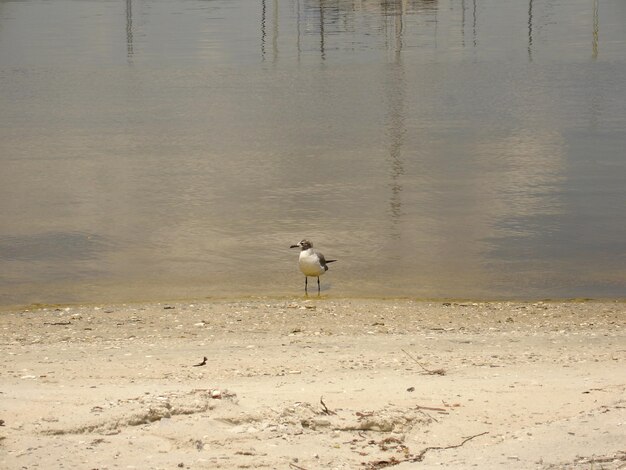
<box><xmin>414</xmin><ymin>404</ymin><xmax>448</xmax><ymax>422</ymax></box>
<box><xmin>192</xmin><ymin>356</ymin><xmax>207</xmax><ymax>367</ymax></box>
<box><xmin>401</xmin><ymin>349</ymin><xmax>446</xmax><ymax>375</ymax></box>
<box><xmin>415</xmin><ymin>405</ymin><xmax>448</xmax><ymax>413</ymax></box>
<box><xmin>320</xmin><ymin>396</ymin><xmax>336</xmax><ymax>415</ymax></box>
<box><xmin>365</xmin><ymin>431</ymin><xmax>489</xmax><ymax>469</ymax></box>
<box><xmin>289</xmin><ymin>462</ymin><xmax>308</xmax><ymax>470</ymax></box>
<box><xmin>412</xmin><ymin>431</ymin><xmax>489</xmax><ymax>462</ymax></box>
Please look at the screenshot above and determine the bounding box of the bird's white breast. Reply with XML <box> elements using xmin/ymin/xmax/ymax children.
<box><xmin>298</xmin><ymin>249</ymin><xmax>326</xmax><ymax>277</ymax></box>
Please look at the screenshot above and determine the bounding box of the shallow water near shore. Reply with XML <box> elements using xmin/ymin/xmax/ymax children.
<box><xmin>1</xmin><ymin>0</ymin><xmax>625</xmax><ymax>306</ymax></box>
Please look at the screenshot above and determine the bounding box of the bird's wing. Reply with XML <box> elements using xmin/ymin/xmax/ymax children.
<box><xmin>316</xmin><ymin>251</ymin><xmax>336</xmax><ymax>266</ymax></box>
<box><xmin>315</xmin><ymin>251</ymin><xmax>328</xmax><ymax>266</ymax></box>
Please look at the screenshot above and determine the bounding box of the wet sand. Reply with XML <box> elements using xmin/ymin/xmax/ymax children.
<box><xmin>1</xmin><ymin>299</ymin><xmax>625</xmax><ymax>469</ymax></box>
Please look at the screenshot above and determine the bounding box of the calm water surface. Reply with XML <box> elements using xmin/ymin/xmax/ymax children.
<box><xmin>1</xmin><ymin>0</ymin><xmax>625</xmax><ymax>305</ymax></box>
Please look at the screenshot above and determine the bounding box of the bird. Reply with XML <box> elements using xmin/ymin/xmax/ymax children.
<box><xmin>290</xmin><ymin>239</ymin><xmax>336</xmax><ymax>295</ymax></box>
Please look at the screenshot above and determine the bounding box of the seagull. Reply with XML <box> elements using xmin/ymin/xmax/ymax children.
<box><xmin>290</xmin><ymin>239</ymin><xmax>336</xmax><ymax>295</ymax></box>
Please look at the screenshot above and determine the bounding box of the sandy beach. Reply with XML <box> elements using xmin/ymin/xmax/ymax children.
<box><xmin>1</xmin><ymin>299</ymin><xmax>624</xmax><ymax>469</ymax></box>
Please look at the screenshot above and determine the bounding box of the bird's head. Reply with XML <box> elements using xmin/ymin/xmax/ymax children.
<box><xmin>290</xmin><ymin>239</ymin><xmax>313</xmax><ymax>250</ymax></box>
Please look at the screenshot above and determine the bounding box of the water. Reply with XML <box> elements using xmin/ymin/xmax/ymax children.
<box><xmin>1</xmin><ymin>0</ymin><xmax>625</xmax><ymax>306</ymax></box>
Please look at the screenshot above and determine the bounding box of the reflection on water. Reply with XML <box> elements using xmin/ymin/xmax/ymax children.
<box><xmin>0</xmin><ymin>0</ymin><xmax>625</xmax><ymax>306</ymax></box>
<box><xmin>126</xmin><ymin>0</ymin><xmax>134</xmax><ymax>59</ymax></box>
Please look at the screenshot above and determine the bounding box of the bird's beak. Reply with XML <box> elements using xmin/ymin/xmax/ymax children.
<box><xmin>290</xmin><ymin>244</ymin><xmax>300</xmax><ymax>249</ymax></box>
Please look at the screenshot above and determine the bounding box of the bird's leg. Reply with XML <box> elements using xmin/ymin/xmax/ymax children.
<box><xmin>317</xmin><ymin>277</ymin><xmax>321</xmax><ymax>295</ymax></box>
<box><xmin>304</xmin><ymin>276</ymin><xmax>308</xmax><ymax>295</ymax></box>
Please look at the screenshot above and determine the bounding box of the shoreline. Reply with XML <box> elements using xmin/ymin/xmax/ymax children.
<box><xmin>2</xmin><ymin>299</ymin><xmax>625</xmax><ymax>469</ymax></box>
<box><xmin>3</xmin><ymin>293</ymin><xmax>625</xmax><ymax>314</ymax></box>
